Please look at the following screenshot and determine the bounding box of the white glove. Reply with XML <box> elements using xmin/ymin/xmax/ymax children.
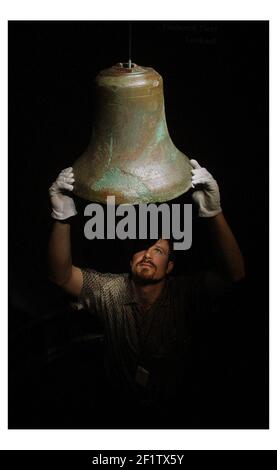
<box><xmin>49</xmin><ymin>167</ymin><xmax>77</xmax><ymax>220</ymax></box>
<box><xmin>191</xmin><ymin>159</ymin><xmax>222</xmax><ymax>218</ymax></box>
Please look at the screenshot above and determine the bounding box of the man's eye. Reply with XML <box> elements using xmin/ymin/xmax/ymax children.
<box><xmin>154</xmin><ymin>248</ymin><xmax>162</xmax><ymax>254</ymax></box>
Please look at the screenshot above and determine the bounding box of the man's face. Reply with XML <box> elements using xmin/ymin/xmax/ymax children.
<box><xmin>130</xmin><ymin>239</ymin><xmax>174</xmax><ymax>284</ymax></box>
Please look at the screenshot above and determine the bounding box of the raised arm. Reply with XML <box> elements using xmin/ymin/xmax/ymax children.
<box><xmin>191</xmin><ymin>159</ymin><xmax>245</xmax><ymax>283</ymax></box>
<box><xmin>48</xmin><ymin>168</ymin><xmax>83</xmax><ymax>296</ymax></box>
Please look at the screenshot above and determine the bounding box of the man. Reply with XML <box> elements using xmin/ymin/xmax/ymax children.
<box><xmin>48</xmin><ymin>160</ymin><xmax>245</xmax><ymax>427</ymax></box>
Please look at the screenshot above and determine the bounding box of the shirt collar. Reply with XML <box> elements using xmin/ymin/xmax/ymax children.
<box><xmin>122</xmin><ymin>275</ymin><xmax>170</xmax><ymax>306</ymax></box>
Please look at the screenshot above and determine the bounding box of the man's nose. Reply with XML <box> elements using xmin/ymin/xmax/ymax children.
<box><xmin>143</xmin><ymin>249</ymin><xmax>152</xmax><ymax>260</ymax></box>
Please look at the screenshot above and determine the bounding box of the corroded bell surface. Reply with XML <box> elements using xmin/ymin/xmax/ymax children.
<box><xmin>73</xmin><ymin>63</ymin><xmax>192</xmax><ymax>204</ymax></box>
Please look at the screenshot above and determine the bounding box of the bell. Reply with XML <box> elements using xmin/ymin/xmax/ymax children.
<box><xmin>72</xmin><ymin>62</ymin><xmax>192</xmax><ymax>204</ymax></box>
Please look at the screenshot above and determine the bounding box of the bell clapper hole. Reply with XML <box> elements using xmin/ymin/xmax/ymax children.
<box><xmin>121</xmin><ymin>62</ymin><xmax>135</xmax><ymax>69</ymax></box>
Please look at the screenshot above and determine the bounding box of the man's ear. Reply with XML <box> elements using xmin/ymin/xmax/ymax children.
<box><xmin>166</xmin><ymin>261</ymin><xmax>174</xmax><ymax>275</ymax></box>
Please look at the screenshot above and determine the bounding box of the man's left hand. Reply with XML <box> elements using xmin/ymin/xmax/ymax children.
<box><xmin>190</xmin><ymin>159</ymin><xmax>222</xmax><ymax>218</ymax></box>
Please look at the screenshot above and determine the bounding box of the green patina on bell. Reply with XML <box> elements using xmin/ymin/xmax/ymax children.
<box><xmin>73</xmin><ymin>62</ymin><xmax>192</xmax><ymax>204</ymax></box>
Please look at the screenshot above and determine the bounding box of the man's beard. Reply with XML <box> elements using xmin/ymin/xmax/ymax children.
<box><xmin>132</xmin><ymin>263</ymin><xmax>162</xmax><ymax>285</ymax></box>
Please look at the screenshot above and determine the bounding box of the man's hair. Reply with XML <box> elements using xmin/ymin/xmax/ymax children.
<box><xmin>167</xmin><ymin>238</ymin><xmax>175</xmax><ymax>263</ymax></box>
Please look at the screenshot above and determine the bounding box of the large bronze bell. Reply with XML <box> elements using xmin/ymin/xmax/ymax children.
<box><xmin>73</xmin><ymin>63</ymin><xmax>192</xmax><ymax>204</ymax></box>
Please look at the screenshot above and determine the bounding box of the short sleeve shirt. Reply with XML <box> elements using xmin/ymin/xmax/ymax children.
<box><xmin>78</xmin><ymin>268</ymin><xmax>226</xmax><ymax>407</ymax></box>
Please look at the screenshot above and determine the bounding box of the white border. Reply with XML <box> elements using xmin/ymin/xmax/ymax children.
<box><xmin>1</xmin><ymin>0</ymin><xmax>276</xmax><ymax>451</ymax></box>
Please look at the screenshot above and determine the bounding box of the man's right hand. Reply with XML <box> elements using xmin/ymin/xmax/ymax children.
<box><xmin>49</xmin><ymin>167</ymin><xmax>77</xmax><ymax>220</ymax></box>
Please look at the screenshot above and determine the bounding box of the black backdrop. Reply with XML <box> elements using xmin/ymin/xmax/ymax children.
<box><xmin>8</xmin><ymin>21</ymin><xmax>268</xmax><ymax>429</ymax></box>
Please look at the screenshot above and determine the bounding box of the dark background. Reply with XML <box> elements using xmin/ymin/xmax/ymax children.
<box><xmin>8</xmin><ymin>21</ymin><xmax>268</xmax><ymax>428</ymax></box>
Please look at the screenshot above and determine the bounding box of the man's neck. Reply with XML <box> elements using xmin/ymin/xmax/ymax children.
<box><xmin>132</xmin><ymin>278</ymin><xmax>166</xmax><ymax>308</ymax></box>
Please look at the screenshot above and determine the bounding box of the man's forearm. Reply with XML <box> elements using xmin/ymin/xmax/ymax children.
<box><xmin>48</xmin><ymin>221</ymin><xmax>73</xmax><ymax>285</ymax></box>
<box><xmin>206</xmin><ymin>212</ymin><xmax>245</xmax><ymax>282</ymax></box>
